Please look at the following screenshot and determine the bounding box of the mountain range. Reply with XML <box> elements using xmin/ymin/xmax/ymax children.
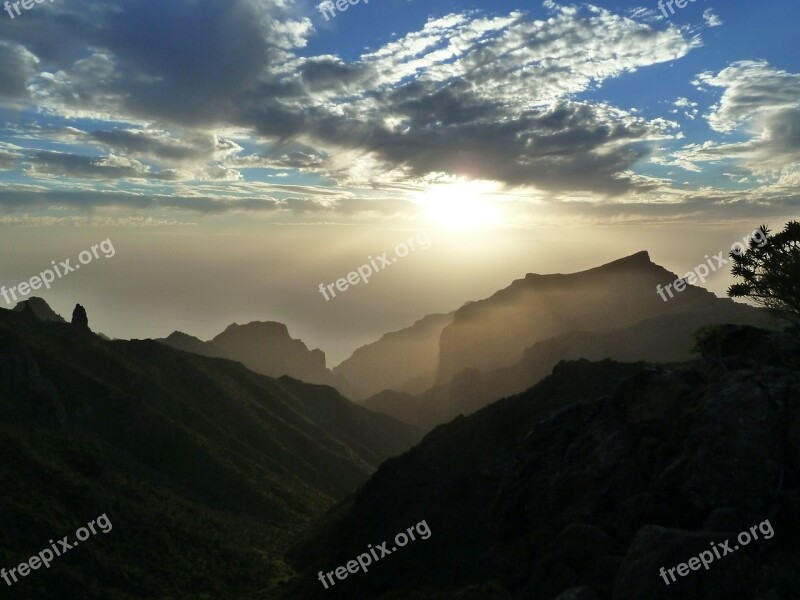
<box><xmin>357</xmin><ymin>251</ymin><xmax>776</xmax><ymax>429</ymax></box>
<box><xmin>0</xmin><ymin>301</ymin><xmax>419</xmax><ymax>599</ymax></box>
<box><xmin>3</xmin><ymin>248</ymin><xmax>796</xmax><ymax>599</ymax></box>
<box><xmin>135</xmin><ymin>251</ymin><xmax>776</xmax><ymax>434</ymax></box>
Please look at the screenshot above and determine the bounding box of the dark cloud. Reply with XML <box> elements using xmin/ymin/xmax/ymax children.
<box><xmin>0</xmin><ymin>189</ymin><xmax>280</xmax><ymax>214</ymax></box>
<box><xmin>28</xmin><ymin>150</ymin><xmax>182</xmax><ymax>181</ymax></box>
<box><xmin>0</xmin><ymin>143</ymin><xmax>22</xmax><ymax>170</ymax></box>
<box><xmin>0</xmin><ymin>41</ymin><xmax>37</xmax><ymax>101</ymax></box>
<box><xmin>89</xmin><ymin>129</ymin><xmax>240</xmax><ymax>163</ymax></box>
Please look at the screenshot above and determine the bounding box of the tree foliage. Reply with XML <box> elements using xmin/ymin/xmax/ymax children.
<box><xmin>728</xmin><ymin>221</ymin><xmax>800</xmax><ymax>327</ymax></box>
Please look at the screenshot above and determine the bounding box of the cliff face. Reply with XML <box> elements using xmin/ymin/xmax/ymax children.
<box><xmin>491</xmin><ymin>325</ymin><xmax>800</xmax><ymax>599</ymax></box>
<box><xmin>333</xmin><ymin>312</ymin><xmax>454</xmax><ymax>401</ymax></box>
<box><xmin>287</xmin><ymin>325</ymin><xmax>800</xmax><ymax>599</ymax></box>
<box><xmin>211</xmin><ymin>321</ymin><xmax>335</xmax><ymax>385</ymax></box>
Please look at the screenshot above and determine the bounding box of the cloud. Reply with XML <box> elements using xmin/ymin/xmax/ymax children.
<box><xmin>27</xmin><ymin>150</ymin><xmax>183</xmax><ymax>181</ymax></box>
<box><xmin>4</xmin><ymin>1</ymin><xmax>698</xmax><ymax>197</ymax></box>
<box><xmin>0</xmin><ymin>215</ymin><xmax>188</xmax><ymax>227</ymax></box>
<box><xmin>671</xmin><ymin>97</ymin><xmax>699</xmax><ymax>120</ymax></box>
<box><xmin>239</xmin><ymin>6</ymin><xmax>694</xmax><ymax>193</ymax></box>
<box><xmin>672</xmin><ymin>108</ymin><xmax>800</xmax><ymax>173</ymax></box>
<box><xmin>227</xmin><ymin>147</ymin><xmax>328</xmax><ymax>170</ymax></box>
<box><xmin>20</xmin><ymin>0</ymin><xmax>312</xmax><ymax>124</ymax></box>
<box><xmin>23</xmin><ymin>148</ymin><xmax>243</xmax><ymax>182</ymax></box>
<box><xmin>0</xmin><ymin>189</ymin><xmax>281</xmax><ymax>214</ymax></box>
<box><xmin>673</xmin><ymin>62</ymin><xmax>800</xmax><ymax>173</ymax></box>
<box><xmin>703</xmin><ymin>9</ymin><xmax>722</xmax><ymax>27</ymax></box>
<box><xmin>0</xmin><ymin>142</ymin><xmax>24</xmax><ymax>170</ymax></box>
<box><xmin>696</xmin><ymin>61</ymin><xmax>800</xmax><ymax>132</ymax></box>
<box><xmin>89</xmin><ymin>129</ymin><xmax>242</xmax><ymax>164</ymax></box>
<box><xmin>0</xmin><ymin>41</ymin><xmax>39</xmax><ymax>102</ymax></box>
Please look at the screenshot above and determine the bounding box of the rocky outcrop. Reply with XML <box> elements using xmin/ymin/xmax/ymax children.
<box><xmin>489</xmin><ymin>325</ymin><xmax>800</xmax><ymax>599</ymax></box>
<box><xmin>157</xmin><ymin>322</ymin><xmax>343</xmax><ymax>388</ymax></box>
<box><xmin>71</xmin><ymin>303</ymin><xmax>91</xmax><ymax>332</ymax></box>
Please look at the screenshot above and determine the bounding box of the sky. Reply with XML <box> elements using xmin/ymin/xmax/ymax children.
<box><xmin>0</xmin><ymin>0</ymin><xmax>798</xmax><ymax>364</ymax></box>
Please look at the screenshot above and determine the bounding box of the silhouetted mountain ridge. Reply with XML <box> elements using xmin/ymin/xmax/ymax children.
<box><xmin>0</xmin><ymin>305</ymin><xmax>419</xmax><ymax>599</ymax></box>
<box><xmin>437</xmin><ymin>250</ymin><xmax>719</xmax><ymax>382</ymax></box>
<box><xmin>158</xmin><ymin>320</ymin><xmax>342</xmax><ymax>389</ymax></box>
<box><xmin>361</xmin><ymin>253</ymin><xmax>777</xmax><ymax>429</ymax></box>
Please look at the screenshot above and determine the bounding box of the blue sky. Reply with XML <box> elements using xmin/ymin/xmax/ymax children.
<box><xmin>0</xmin><ymin>0</ymin><xmax>798</xmax><ymax>358</ymax></box>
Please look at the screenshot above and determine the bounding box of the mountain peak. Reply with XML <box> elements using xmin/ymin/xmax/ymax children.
<box><xmin>606</xmin><ymin>249</ymin><xmax>650</xmax><ymax>265</ymax></box>
<box><xmin>165</xmin><ymin>330</ymin><xmax>199</xmax><ymax>343</ymax></box>
<box><xmin>12</xmin><ymin>297</ymin><xmax>66</xmax><ymax>323</ymax></box>
<box><xmin>222</xmin><ymin>321</ymin><xmax>290</xmax><ymax>337</ymax></box>
<box><xmin>592</xmin><ymin>250</ymin><xmax>653</xmax><ymax>271</ymax></box>
<box><xmin>211</xmin><ymin>320</ymin><xmax>332</xmax><ymax>383</ymax></box>
<box><xmin>524</xmin><ymin>250</ymin><xmax>654</xmax><ymax>280</ymax></box>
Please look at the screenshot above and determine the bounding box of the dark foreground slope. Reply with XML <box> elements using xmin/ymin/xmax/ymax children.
<box><xmin>0</xmin><ymin>307</ymin><xmax>419</xmax><ymax>599</ymax></box>
<box><xmin>288</xmin><ymin>326</ymin><xmax>800</xmax><ymax>599</ymax></box>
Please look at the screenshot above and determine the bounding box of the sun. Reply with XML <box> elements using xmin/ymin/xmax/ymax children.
<box><xmin>417</xmin><ymin>180</ymin><xmax>500</xmax><ymax>230</ymax></box>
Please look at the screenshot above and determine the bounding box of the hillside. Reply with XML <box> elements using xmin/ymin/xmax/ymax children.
<box><xmin>287</xmin><ymin>325</ymin><xmax>800</xmax><ymax>599</ymax></box>
<box><xmin>0</xmin><ymin>305</ymin><xmax>419</xmax><ymax>599</ymax></box>
<box><xmin>363</xmin><ymin>298</ymin><xmax>777</xmax><ymax>430</ymax></box>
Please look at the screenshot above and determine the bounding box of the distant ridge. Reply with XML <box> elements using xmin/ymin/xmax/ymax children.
<box><xmin>160</xmin><ymin>331</ymin><xmax>227</xmax><ymax>358</ymax></box>
<box><xmin>358</xmin><ymin>251</ymin><xmax>777</xmax><ymax>430</ymax></box>
<box><xmin>12</xmin><ymin>297</ymin><xmax>66</xmax><ymax>323</ymax></box>
<box><xmin>436</xmin><ymin>250</ymin><xmax>717</xmax><ymax>381</ymax></box>
<box><xmin>159</xmin><ymin>320</ymin><xmax>341</xmax><ymax>388</ymax></box>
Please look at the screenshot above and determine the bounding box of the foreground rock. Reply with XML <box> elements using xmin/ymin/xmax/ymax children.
<box><xmin>490</xmin><ymin>325</ymin><xmax>799</xmax><ymax>599</ymax></box>
<box><xmin>288</xmin><ymin>325</ymin><xmax>800</xmax><ymax>599</ymax></box>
